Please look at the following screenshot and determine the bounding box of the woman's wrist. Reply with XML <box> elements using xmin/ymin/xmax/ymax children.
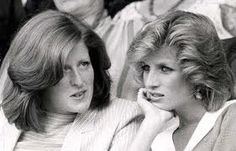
<box><xmin>140</xmin><ymin>116</ymin><xmax>165</xmax><ymax>138</ymax></box>
<box><xmin>128</xmin><ymin>117</ymin><xmax>162</xmax><ymax>151</ymax></box>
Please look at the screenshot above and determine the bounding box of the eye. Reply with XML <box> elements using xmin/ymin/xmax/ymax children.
<box><xmin>160</xmin><ymin>65</ymin><xmax>173</xmax><ymax>73</ymax></box>
<box><xmin>63</xmin><ymin>65</ymin><xmax>71</xmax><ymax>73</ymax></box>
<box><xmin>78</xmin><ymin>61</ymin><xmax>91</xmax><ymax>69</ymax></box>
<box><xmin>141</xmin><ymin>64</ymin><xmax>150</xmax><ymax>72</ymax></box>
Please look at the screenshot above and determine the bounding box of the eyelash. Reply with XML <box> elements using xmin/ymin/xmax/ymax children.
<box><xmin>80</xmin><ymin>61</ymin><xmax>90</xmax><ymax>66</ymax></box>
<box><xmin>63</xmin><ymin>61</ymin><xmax>90</xmax><ymax>72</ymax></box>
<box><xmin>63</xmin><ymin>66</ymin><xmax>70</xmax><ymax>72</ymax></box>
<box><xmin>141</xmin><ymin>64</ymin><xmax>150</xmax><ymax>72</ymax></box>
<box><xmin>139</xmin><ymin>64</ymin><xmax>173</xmax><ymax>73</ymax></box>
<box><xmin>79</xmin><ymin>61</ymin><xmax>90</xmax><ymax>69</ymax></box>
<box><xmin>160</xmin><ymin>65</ymin><xmax>173</xmax><ymax>73</ymax></box>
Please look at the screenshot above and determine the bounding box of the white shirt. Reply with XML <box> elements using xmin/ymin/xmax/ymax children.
<box><xmin>21</xmin><ymin>0</ymin><xmax>27</xmax><ymax>7</ymax></box>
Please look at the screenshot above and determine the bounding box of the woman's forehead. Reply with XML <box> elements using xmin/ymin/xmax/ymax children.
<box><xmin>145</xmin><ymin>46</ymin><xmax>177</xmax><ymax>61</ymax></box>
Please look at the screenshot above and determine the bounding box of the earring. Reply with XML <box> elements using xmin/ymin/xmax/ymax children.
<box><xmin>195</xmin><ymin>91</ymin><xmax>202</xmax><ymax>100</ymax></box>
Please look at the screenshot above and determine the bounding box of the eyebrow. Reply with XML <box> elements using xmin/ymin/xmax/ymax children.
<box><xmin>77</xmin><ymin>59</ymin><xmax>90</xmax><ymax>65</ymax></box>
<box><xmin>146</xmin><ymin>59</ymin><xmax>176</xmax><ymax>67</ymax></box>
<box><xmin>158</xmin><ymin>59</ymin><xmax>179</xmax><ymax>68</ymax></box>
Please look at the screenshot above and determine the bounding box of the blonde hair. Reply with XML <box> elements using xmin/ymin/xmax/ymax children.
<box><xmin>128</xmin><ymin>11</ymin><xmax>234</xmax><ymax>111</ymax></box>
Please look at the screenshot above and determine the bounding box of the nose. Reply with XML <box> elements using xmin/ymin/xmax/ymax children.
<box><xmin>69</xmin><ymin>70</ymin><xmax>84</xmax><ymax>88</ymax></box>
<box><xmin>145</xmin><ymin>70</ymin><xmax>160</xmax><ymax>90</ymax></box>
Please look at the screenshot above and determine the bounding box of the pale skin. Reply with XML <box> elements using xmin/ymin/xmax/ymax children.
<box><xmin>129</xmin><ymin>88</ymin><xmax>173</xmax><ymax>151</ymax></box>
<box><xmin>42</xmin><ymin>41</ymin><xmax>94</xmax><ymax>115</ymax></box>
<box><xmin>53</xmin><ymin>0</ymin><xmax>105</xmax><ymax>27</ymax></box>
<box><xmin>129</xmin><ymin>46</ymin><xmax>206</xmax><ymax>151</ymax></box>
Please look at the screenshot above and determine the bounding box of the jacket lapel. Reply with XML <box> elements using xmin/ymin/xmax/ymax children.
<box><xmin>184</xmin><ymin>100</ymin><xmax>236</xmax><ymax>151</ymax></box>
<box><xmin>61</xmin><ymin>110</ymin><xmax>97</xmax><ymax>151</ymax></box>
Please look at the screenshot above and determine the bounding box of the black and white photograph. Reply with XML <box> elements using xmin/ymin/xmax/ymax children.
<box><xmin>0</xmin><ymin>0</ymin><xmax>236</xmax><ymax>150</ymax></box>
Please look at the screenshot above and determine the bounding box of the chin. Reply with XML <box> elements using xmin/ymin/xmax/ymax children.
<box><xmin>152</xmin><ymin>103</ymin><xmax>171</xmax><ymax>111</ymax></box>
<box><xmin>76</xmin><ymin>104</ymin><xmax>91</xmax><ymax>113</ymax></box>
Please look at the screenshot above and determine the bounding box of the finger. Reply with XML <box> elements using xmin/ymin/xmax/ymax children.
<box><xmin>138</xmin><ymin>99</ymin><xmax>159</xmax><ymax>116</ymax></box>
<box><xmin>159</xmin><ymin>109</ymin><xmax>174</xmax><ymax>121</ymax></box>
<box><xmin>137</xmin><ymin>88</ymin><xmax>151</xmax><ymax>104</ymax></box>
<box><xmin>145</xmin><ymin>91</ymin><xmax>164</xmax><ymax>102</ymax></box>
<box><xmin>137</xmin><ymin>88</ymin><xmax>147</xmax><ymax>99</ymax></box>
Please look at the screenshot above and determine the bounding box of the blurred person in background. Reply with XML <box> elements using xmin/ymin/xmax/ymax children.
<box><xmin>0</xmin><ymin>0</ymin><xmax>50</xmax><ymax>64</ymax></box>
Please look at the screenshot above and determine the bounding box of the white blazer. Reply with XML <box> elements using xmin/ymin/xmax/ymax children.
<box><xmin>0</xmin><ymin>98</ymin><xmax>142</xmax><ymax>151</ymax></box>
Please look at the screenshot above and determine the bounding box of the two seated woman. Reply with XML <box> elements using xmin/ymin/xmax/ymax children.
<box><xmin>0</xmin><ymin>8</ymin><xmax>236</xmax><ymax>151</ymax></box>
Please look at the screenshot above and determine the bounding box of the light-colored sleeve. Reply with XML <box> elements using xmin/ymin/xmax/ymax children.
<box><xmin>109</xmin><ymin>100</ymin><xmax>143</xmax><ymax>151</ymax></box>
<box><xmin>109</xmin><ymin>116</ymin><xmax>142</xmax><ymax>151</ymax></box>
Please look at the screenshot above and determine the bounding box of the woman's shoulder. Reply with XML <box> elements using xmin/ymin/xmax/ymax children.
<box><xmin>193</xmin><ymin>100</ymin><xmax>236</xmax><ymax>151</ymax></box>
<box><xmin>110</xmin><ymin>97</ymin><xmax>139</xmax><ymax>108</ymax></box>
<box><xmin>222</xmin><ymin>99</ymin><xmax>236</xmax><ymax>113</ymax></box>
<box><xmin>216</xmin><ymin>99</ymin><xmax>236</xmax><ymax>125</ymax></box>
<box><xmin>105</xmin><ymin>97</ymin><xmax>141</xmax><ymax>115</ymax></box>
<box><xmin>96</xmin><ymin>97</ymin><xmax>143</xmax><ymax>123</ymax></box>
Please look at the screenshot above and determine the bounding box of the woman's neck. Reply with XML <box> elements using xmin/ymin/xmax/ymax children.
<box><xmin>83</xmin><ymin>10</ymin><xmax>104</xmax><ymax>28</ymax></box>
<box><xmin>175</xmin><ymin>100</ymin><xmax>206</xmax><ymax>128</ymax></box>
<box><xmin>152</xmin><ymin>0</ymin><xmax>183</xmax><ymax>15</ymax></box>
<box><xmin>73</xmin><ymin>4</ymin><xmax>104</xmax><ymax>29</ymax></box>
<box><xmin>40</xmin><ymin>111</ymin><xmax>77</xmax><ymax>131</ymax></box>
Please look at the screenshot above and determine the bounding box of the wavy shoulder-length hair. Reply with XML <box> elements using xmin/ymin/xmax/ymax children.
<box><xmin>127</xmin><ymin>11</ymin><xmax>235</xmax><ymax>112</ymax></box>
<box><xmin>1</xmin><ymin>10</ymin><xmax>111</xmax><ymax>132</ymax></box>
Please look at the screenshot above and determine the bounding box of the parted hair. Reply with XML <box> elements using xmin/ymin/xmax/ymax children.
<box><xmin>1</xmin><ymin>10</ymin><xmax>111</xmax><ymax>132</ymax></box>
<box><xmin>127</xmin><ymin>11</ymin><xmax>234</xmax><ymax>111</ymax></box>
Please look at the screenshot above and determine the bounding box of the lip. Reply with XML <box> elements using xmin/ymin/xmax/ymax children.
<box><xmin>70</xmin><ymin>90</ymin><xmax>87</xmax><ymax>100</ymax></box>
<box><xmin>146</xmin><ymin>91</ymin><xmax>164</xmax><ymax>101</ymax></box>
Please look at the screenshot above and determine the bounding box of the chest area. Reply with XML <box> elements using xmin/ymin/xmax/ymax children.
<box><xmin>173</xmin><ymin>124</ymin><xmax>198</xmax><ymax>151</ymax></box>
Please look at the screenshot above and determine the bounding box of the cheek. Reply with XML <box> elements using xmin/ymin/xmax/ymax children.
<box><xmin>84</xmin><ymin>68</ymin><xmax>94</xmax><ymax>86</ymax></box>
<box><xmin>168</xmin><ymin>79</ymin><xmax>191</xmax><ymax>98</ymax></box>
<box><xmin>55</xmin><ymin>77</ymin><xmax>71</xmax><ymax>90</ymax></box>
<box><xmin>143</xmin><ymin>75</ymin><xmax>147</xmax><ymax>86</ymax></box>
<box><xmin>47</xmin><ymin>82</ymin><xmax>69</xmax><ymax>98</ymax></box>
<box><xmin>166</xmin><ymin>74</ymin><xmax>184</xmax><ymax>88</ymax></box>
<box><xmin>54</xmin><ymin>1</ymin><xmax>80</xmax><ymax>12</ymax></box>
<box><xmin>169</xmin><ymin>79</ymin><xmax>182</xmax><ymax>90</ymax></box>
<box><xmin>53</xmin><ymin>0</ymin><xmax>64</xmax><ymax>10</ymax></box>
<box><xmin>164</xmin><ymin>76</ymin><xmax>186</xmax><ymax>98</ymax></box>
<box><xmin>143</xmin><ymin>72</ymin><xmax>150</xmax><ymax>86</ymax></box>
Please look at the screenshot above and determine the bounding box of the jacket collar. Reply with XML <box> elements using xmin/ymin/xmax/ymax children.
<box><xmin>0</xmin><ymin>109</ymin><xmax>98</xmax><ymax>151</ymax></box>
<box><xmin>61</xmin><ymin>109</ymin><xmax>97</xmax><ymax>151</ymax></box>
<box><xmin>184</xmin><ymin>99</ymin><xmax>236</xmax><ymax>151</ymax></box>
